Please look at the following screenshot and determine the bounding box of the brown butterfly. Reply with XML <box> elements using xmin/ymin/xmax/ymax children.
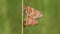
<box><xmin>23</xmin><ymin>5</ymin><xmax>43</xmax><ymax>27</ymax></box>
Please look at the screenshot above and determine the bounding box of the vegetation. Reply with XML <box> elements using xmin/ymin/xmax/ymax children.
<box><xmin>0</xmin><ymin>0</ymin><xmax>22</xmax><ymax>34</ymax></box>
<box><xmin>0</xmin><ymin>0</ymin><xmax>60</xmax><ymax>34</ymax></box>
<box><xmin>23</xmin><ymin>0</ymin><xmax>60</xmax><ymax>34</ymax></box>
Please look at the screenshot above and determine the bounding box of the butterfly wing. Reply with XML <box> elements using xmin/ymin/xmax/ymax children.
<box><xmin>24</xmin><ymin>5</ymin><xmax>33</xmax><ymax>16</ymax></box>
<box><xmin>24</xmin><ymin>5</ymin><xmax>43</xmax><ymax>19</ymax></box>
<box><xmin>23</xmin><ymin>16</ymin><xmax>38</xmax><ymax>27</ymax></box>
<box><xmin>32</xmin><ymin>9</ymin><xmax>43</xmax><ymax>19</ymax></box>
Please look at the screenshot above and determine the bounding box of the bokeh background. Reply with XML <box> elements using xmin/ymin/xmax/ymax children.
<box><xmin>0</xmin><ymin>0</ymin><xmax>60</xmax><ymax>34</ymax></box>
<box><xmin>0</xmin><ymin>0</ymin><xmax>22</xmax><ymax>34</ymax></box>
<box><xmin>23</xmin><ymin>0</ymin><xmax>60</xmax><ymax>34</ymax></box>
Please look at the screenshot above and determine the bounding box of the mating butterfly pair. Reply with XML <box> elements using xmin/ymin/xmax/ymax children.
<box><xmin>23</xmin><ymin>5</ymin><xmax>43</xmax><ymax>27</ymax></box>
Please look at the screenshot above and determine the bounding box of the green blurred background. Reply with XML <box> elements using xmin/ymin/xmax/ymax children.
<box><xmin>23</xmin><ymin>0</ymin><xmax>60</xmax><ymax>34</ymax></box>
<box><xmin>0</xmin><ymin>0</ymin><xmax>22</xmax><ymax>34</ymax></box>
<box><xmin>0</xmin><ymin>0</ymin><xmax>60</xmax><ymax>34</ymax></box>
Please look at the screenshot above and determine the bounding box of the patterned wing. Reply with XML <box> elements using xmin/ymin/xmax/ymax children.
<box><xmin>24</xmin><ymin>5</ymin><xmax>43</xmax><ymax>19</ymax></box>
<box><xmin>23</xmin><ymin>16</ymin><xmax>38</xmax><ymax>27</ymax></box>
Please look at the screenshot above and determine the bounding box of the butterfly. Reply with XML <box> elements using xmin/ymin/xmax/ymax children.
<box><xmin>23</xmin><ymin>5</ymin><xmax>43</xmax><ymax>27</ymax></box>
